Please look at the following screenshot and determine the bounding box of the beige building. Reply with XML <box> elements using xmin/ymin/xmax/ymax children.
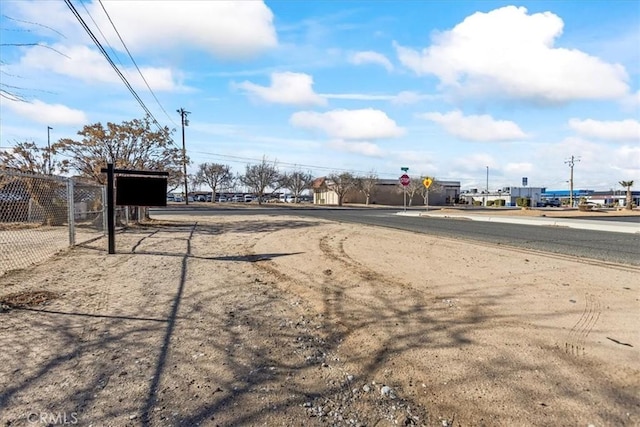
<box><xmin>312</xmin><ymin>177</ymin><xmax>460</xmax><ymax>206</ymax></box>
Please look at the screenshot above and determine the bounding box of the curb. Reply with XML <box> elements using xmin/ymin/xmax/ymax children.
<box><xmin>396</xmin><ymin>212</ymin><xmax>640</xmax><ymax>234</ymax></box>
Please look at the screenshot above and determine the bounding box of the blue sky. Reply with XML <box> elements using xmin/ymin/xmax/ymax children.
<box><xmin>1</xmin><ymin>0</ymin><xmax>638</xmax><ymax>191</ymax></box>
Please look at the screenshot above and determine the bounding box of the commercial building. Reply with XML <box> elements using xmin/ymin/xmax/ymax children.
<box><xmin>312</xmin><ymin>177</ymin><xmax>460</xmax><ymax>206</ymax></box>
<box><xmin>459</xmin><ymin>186</ymin><xmax>546</xmax><ymax>207</ymax></box>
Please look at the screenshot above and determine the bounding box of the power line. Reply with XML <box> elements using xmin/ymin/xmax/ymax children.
<box><xmin>188</xmin><ymin>150</ymin><xmax>456</xmax><ymax>179</ymax></box>
<box><xmin>63</xmin><ymin>0</ymin><xmax>164</xmax><ymax>131</ymax></box>
<box><xmin>97</xmin><ymin>0</ymin><xmax>178</xmax><ymax>127</ymax></box>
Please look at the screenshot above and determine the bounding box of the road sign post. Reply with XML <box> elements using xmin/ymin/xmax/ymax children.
<box><xmin>422</xmin><ymin>177</ymin><xmax>433</xmax><ymax>211</ymax></box>
<box><xmin>400</xmin><ymin>172</ymin><xmax>410</xmax><ymax>212</ymax></box>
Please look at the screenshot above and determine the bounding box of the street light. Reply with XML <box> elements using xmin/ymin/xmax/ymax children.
<box><xmin>485</xmin><ymin>166</ymin><xmax>489</xmax><ymax>206</ymax></box>
<box><xmin>47</xmin><ymin>126</ymin><xmax>53</xmax><ymax>174</ymax></box>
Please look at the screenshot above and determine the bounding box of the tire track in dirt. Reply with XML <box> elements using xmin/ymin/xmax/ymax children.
<box><xmin>318</xmin><ymin>233</ymin><xmax>416</xmax><ymax>292</ymax></box>
<box><xmin>565</xmin><ymin>293</ymin><xmax>601</xmax><ymax>357</ymax></box>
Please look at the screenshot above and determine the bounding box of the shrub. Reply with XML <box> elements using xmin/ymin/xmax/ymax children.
<box><xmin>516</xmin><ymin>197</ymin><xmax>531</xmax><ymax>207</ymax></box>
<box><xmin>473</xmin><ymin>200</ymin><xmax>482</xmax><ymax>206</ymax></box>
<box><xmin>487</xmin><ymin>200</ymin><xmax>494</xmax><ymax>206</ymax></box>
<box><xmin>494</xmin><ymin>199</ymin><xmax>505</xmax><ymax>207</ymax></box>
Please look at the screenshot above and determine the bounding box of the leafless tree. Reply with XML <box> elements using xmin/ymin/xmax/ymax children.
<box><xmin>327</xmin><ymin>172</ymin><xmax>357</xmax><ymax>206</ymax></box>
<box><xmin>280</xmin><ymin>170</ymin><xmax>313</xmax><ymax>203</ymax></box>
<box><xmin>419</xmin><ymin>176</ymin><xmax>442</xmax><ymax>206</ymax></box>
<box><xmin>193</xmin><ymin>163</ymin><xmax>232</xmax><ymax>202</ymax></box>
<box><xmin>0</xmin><ymin>140</ymin><xmax>67</xmax><ymax>175</ymax></box>
<box><xmin>240</xmin><ymin>157</ymin><xmax>281</xmax><ymax>205</ymax></box>
<box><xmin>0</xmin><ymin>141</ymin><xmax>70</xmax><ymax>225</ymax></box>
<box><xmin>405</xmin><ymin>178</ymin><xmax>422</xmax><ymax>206</ymax></box>
<box><xmin>54</xmin><ymin>115</ymin><xmax>183</xmax><ymax>185</ymax></box>
<box><xmin>355</xmin><ymin>171</ymin><xmax>378</xmax><ymax>205</ymax></box>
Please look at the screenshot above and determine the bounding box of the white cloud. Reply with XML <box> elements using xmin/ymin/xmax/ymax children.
<box><xmin>421</xmin><ymin>110</ymin><xmax>528</xmax><ymax>142</ymax></box>
<box><xmin>612</xmin><ymin>145</ymin><xmax>640</xmax><ymax>177</ymax></box>
<box><xmin>20</xmin><ymin>44</ymin><xmax>182</xmax><ymax>91</ymax></box>
<box><xmin>452</xmin><ymin>153</ymin><xmax>495</xmax><ymax>173</ymax></box>
<box><xmin>391</xmin><ymin>91</ymin><xmax>433</xmax><ymax>105</ymax></box>
<box><xmin>94</xmin><ymin>1</ymin><xmax>277</xmax><ymax>59</ymax></box>
<box><xmin>350</xmin><ymin>51</ymin><xmax>394</xmax><ymax>72</ymax></box>
<box><xmin>290</xmin><ymin>109</ymin><xmax>405</xmax><ymax>140</ymax></box>
<box><xmin>3</xmin><ymin>99</ymin><xmax>88</xmax><ymax>125</ymax></box>
<box><xmin>235</xmin><ymin>72</ymin><xmax>327</xmax><ymax>106</ymax></box>
<box><xmin>622</xmin><ymin>90</ymin><xmax>640</xmax><ymax>109</ymax></box>
<box><xmin>569</xmin><ymin>118</ymin><xmax>640</xmax><ymax>142</ymax></box>
<box><xmin>328</xmin><ymin>140</ymin><xmax>385</xmax><ymax>157</ymax></box>
<box><xmin>7</xmin><ymin>1</ymin><xmax>276</xmax><ymax>60</ymax></box>
<box><xmin>322</xmin><ymin>91</ymin><xmax>433</xmax><ymax>104</ymax></box>
<box><xmin>504</xmin><ymin>162</ymin><xmax>534</xmax><ymax>173</ymax></box>
<box><xmin>395</xmin><ymin>6</ymin><xmax>630</xmax><ymax>102</ymax></box>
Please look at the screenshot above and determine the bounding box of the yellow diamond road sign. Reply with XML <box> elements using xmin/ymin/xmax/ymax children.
<box><xmin>423</xmin><ymin>178</ymin><xmax>433</xmax><ymax>189</ymax></box>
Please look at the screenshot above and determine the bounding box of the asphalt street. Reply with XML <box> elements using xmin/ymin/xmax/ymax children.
<box><xmin>150</xmin><ymin>207</ymin><xmax>640</xmax><ymax>266</ymax></box>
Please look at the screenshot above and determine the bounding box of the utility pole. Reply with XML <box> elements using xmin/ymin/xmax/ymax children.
<box><xmin>47</xmin><ymin>126</ymin><xmax>53</xmax><ymax>175</ymax></box>
<box><xmin>486</xmin><ymin>166</ymin><xmax>489</xmax><ymax>206</ymax></box>
<box><xmin>177</xmin><ymin>108</ymin><xmax>190</xmax><ymax>205</ymax></box>
<box><xmin>565</xmin><ymin>155</ymin><xmax>580</xmax><ymax>207</ymax></box>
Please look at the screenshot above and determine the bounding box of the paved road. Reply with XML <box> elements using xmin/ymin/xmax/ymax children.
<box><xmin>150</xmin><ymin>207</ymin><xmax>640</xmax><ymax>266</ymax></box>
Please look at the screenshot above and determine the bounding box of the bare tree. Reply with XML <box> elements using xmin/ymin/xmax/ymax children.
<box><xmin>280</xmin><ymin>170</ymin><xmax>313</xmax><ymax>203</ymax></box>
<box><xmin>419</xmin><ymin>176</ymin><xmax>442</xmax><ymax>207</ymax></box>
<box><xmin>327</xmin><ymin>172</ymin><xmax>357</xmax><ymax>206</ymax></box>
<box><xmin>54</xmin><ymin>115</ymin><xmax>183</xmax><ymax>184</ymax></box>
<box><xmin>0</xmin><ymin>141</ymin><xmax>70</xmax><ymax>225</ymax></box>
<box><xmin>240</xmin><ymin>157</ymin><xmax>281</xmax><ymax>205</ymax></box>
<box><xmin>0</xmin><ymin>140</ymin><xmax>67</xmax><ymax>175</ymax></box>
<box><xmin>405</xmin><ymin>178</ymin><xmax>422</xmax><ymax>207</ymax></box>
<box><xmin>193</xmin><ymin>163</ymin><xmax>232</xmax><ymax>202</ymax></box>
<box><xmin>619</xmin><ymin>180</ymin><xmax>635</xmax><ymax>210</ymax></box>
<box><xmin>356</xmin><ymin>171</ymin><xmax>378</xmax><ymax>205</ymax></box>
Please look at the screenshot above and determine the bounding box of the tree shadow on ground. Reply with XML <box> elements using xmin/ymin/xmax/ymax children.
<box><xmin>1</xmin><ymin>219</ymin><xmax>637</xmax><ymax>427</ymax></box>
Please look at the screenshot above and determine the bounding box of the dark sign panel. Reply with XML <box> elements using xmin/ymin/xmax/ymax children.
<box><xmin>116</xmin><ymin>176</ymin><xmax>167</xmax><ymax>206</ymax></box>
<box><xmin>522</xmin><ymin>177</ymin><xmax>528</xmax><ymax>187</ymax></box>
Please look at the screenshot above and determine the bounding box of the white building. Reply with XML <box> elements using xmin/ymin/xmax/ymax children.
<box><xmin>459</xmin><ymin>186</ymin><xmax>546</xmax><ymax>207</ymax></box>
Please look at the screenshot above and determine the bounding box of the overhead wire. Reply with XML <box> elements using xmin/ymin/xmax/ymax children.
<box><xmin>188</xmin><ymin>149</ymin><xmax>453</xmax><ymax>179</ymax></box>
<box><xmin>63</xmin><ymin>0</ymin><xmax>164</xmax><ymax>131</ymax></box>
<box><xmin>97</xmin><ymin>0</ymin><xmax>178</xmax><ymax>127</ymax></box>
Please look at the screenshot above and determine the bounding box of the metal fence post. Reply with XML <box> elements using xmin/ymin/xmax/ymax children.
<box><xmin>67</xmin><ymin>177</ymin><xmax>75</xmax><ymax>246</ymax></box>
<box><xmin>102</xmin><ymin>186</ymin><xmax>108</xmax><ymax>235</ymax></box>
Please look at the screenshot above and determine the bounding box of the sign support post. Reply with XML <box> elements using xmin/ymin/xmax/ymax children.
<box><xmin>106</xmin><ymin>163</ymin><xmax>115</xmax><ymax>254</ymax></box>
<box><xmin>422</xmin><ymin>177</ymin><xmax>433</xmax><ymax>212</ymax></box>
<box><xmin>101</xmin><ymin>164</ymin><xmax>168</xmax><ymax>255</ymax></box>
<box><xmin>400</xmin><ymin>167</ymin><xmax>410</xmax><ymax>212</ymax></box>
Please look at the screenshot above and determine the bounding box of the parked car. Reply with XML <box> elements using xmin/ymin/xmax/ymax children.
<box><xmin>243</xmin><ymin>195</ymin><xmax>255</xmax><ymax>202</ymax></box>
<box><xmin>542</xmin><ymin>199</ymin><xmax>561</xmax><ymax>207</ymax></box>
<box><xmin>231</xmin><ymin>194</ymin><xmax>243</xmax><ymax>202</ymax></box>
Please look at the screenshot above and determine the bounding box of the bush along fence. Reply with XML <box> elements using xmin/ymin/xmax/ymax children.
<box><xmin>0</xmin><ymin>170</ymin><xmax>120</xmax><ymax>275</ymax></box>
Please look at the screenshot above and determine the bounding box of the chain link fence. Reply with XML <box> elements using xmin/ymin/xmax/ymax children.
<box><xmin>0</xmin><ymin>170</ymin><xmax>118</xmax><ymax>275</ymax></box>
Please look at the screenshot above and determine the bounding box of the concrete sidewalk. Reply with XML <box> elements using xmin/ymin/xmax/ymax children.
<box><xmin>397</xmin><ymin>211</ymin><xmax>640</xmax><ymax>234</ymax></box>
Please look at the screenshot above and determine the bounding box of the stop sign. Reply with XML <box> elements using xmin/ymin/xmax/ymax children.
<box><xmin>399</xmin><ymin>173</ymin><xmax>410</xmax><ymax>186</ymax></box>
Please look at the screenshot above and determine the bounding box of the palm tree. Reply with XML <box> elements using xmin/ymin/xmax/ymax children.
<box><xmin>619</xmin><ymin>180</ymin><xmax>634</xmax><ymax>210</ymax></box>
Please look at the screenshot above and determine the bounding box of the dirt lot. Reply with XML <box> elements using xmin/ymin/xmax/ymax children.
<box><xmin>1</xmin><ymin>212</ymin><xmax>638</xmax><ymax>426</ymax></box>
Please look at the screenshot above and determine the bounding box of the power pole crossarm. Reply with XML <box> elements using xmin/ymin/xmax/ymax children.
<box><xmin>565</xmin><ymin>155</ymin><xmax>580</xmax><ymax>207</ymax></box>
